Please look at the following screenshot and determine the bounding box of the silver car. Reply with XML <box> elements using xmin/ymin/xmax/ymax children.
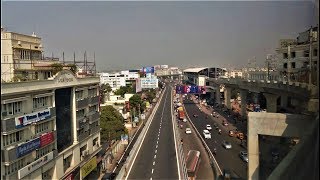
<box><xmin>222</xmin><ymin>141</ymin><xmax>232</xmax><ymax>149</ymax></box>
<box><xmin>239</xmin><ymin>151</ymin><xmax>248</xmax><ymax>163</ymax></box>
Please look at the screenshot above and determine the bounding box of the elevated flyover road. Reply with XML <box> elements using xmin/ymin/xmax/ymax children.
<box><xmin>183</xmin><ymin>97</ymin><xmax>247</xmax><ymax>179</ymax></box>
<box><xmin>126</xmin><ymin>86</ymin><xmax>179</xmax><ymax>180</ymax></box>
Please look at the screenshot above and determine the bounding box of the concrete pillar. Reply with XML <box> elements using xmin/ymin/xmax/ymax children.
<box><xmin>240</xmin><ymin>90</ymin><xmax>247</xmax><ymax>118</ymax></box>
<box><xmin>263</xmin><ymin>93</ymin><xmax>279</xmax><ymax>113</ymax></box>
<box><xmin>248</xmin><ymin>132</ymin><xmax>259</xmax><ymax>180</ymax></box>
<box><xmin>224</xmin><ymin>87</ymin><xmax>232</xmax><ymax>109</ymax></box>
<box><xmin>215</xmin><ymin>89</ymin><xmax>221</xmax><ymax>105</ymax></box>
<box><xmin>280</xmin><ymin>95</ymin><xmax>288</xmax><ymax>108</ymax></box>
<box><xmin>72</xmin><ymin>87</ymin><xmax>78</xmax><ymax>144</ymax></box>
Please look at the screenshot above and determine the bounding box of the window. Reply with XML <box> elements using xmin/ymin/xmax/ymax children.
<box><xmin>290</xmin><ymin>52</ymin><xmax>296</xmax><ymax>58</ymax></box>
<box><xmin>2</xmin><ymin>101</ymin><xmax>22</xmax><ymax>116</ymax></box>
<box><xmin>35</xmin><ymin>121</ymin><xmax>50</xmax><ymax>134</ymax></box>
<box><xmin>75</xmin><ymin>90</ymin><xmax>84</xmax><ymax>100</ymax></box>
<box><xmin>93</xmin><ymin>137</ymin><xmax>98</xmax><ymax>146</ymax></box>
<box><xmin>283</xmin><ymin>53</ymin><xmax>288</xmax><ymax>59</ymax></box>
<box><xmin>36</xmin><ymin>144</ymin><xmax>54</xmax><ymax>159</ymax></box>
<box><xmin>76</xmin><ymin>109</ymin><xmax>85</xmax><ymax>119</ymax></box>
<box><xmin>283</xmin><ymin>63</ymin><xmax>288</xmax><ymax>69</ymax></box>
<box><xmin>89</xmin><ymin>105</ymin><xmax>97</xmax><ymax>113</ymax></box>
<box><xmin>314</xmin><ymin>49</ymin><xmax>318</xmax><ymax>57</ymax></box>
<box><xmin>3</xmin><ymin>130</ymin><xmax>24</xmax><ymax>147</ymax></box>
<box><xmin>291</xmin><ymin>62</ymin><xmax>296</xmax><ymax>68</ymax></box>
<box><xmin>88</xmin><ymin>88</ymin><xmax>97</xmax><ymax>97</ymax></box>
<box><xmin>304</xmin><ymin>50</ymin><xmax>309</xmax><ymax>57</ymax></box>
<box><xmin>33</xmin><ymin>96</ymin><xmax>49</xmax><ymax>109</ymax></box>
<box><xmin>4</xmin><ymin>158</ymin><xmax>24</xmax><ymax>175</ymax></box>
<box><xmin>63</xmin><ymin>155</ymin><xmax>72</xmax><ymax>172</ymax></box>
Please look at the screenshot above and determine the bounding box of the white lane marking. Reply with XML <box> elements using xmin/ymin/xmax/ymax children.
<box><xmin>154</xmin><ymin>154</ymin><xmax>157</xmax><ymax>159</ymax></box>
<box><xmin>152</xmin><ymin>169</ymin><xmax>154</xmax><ymax>174</ymax></box>
<box><xmin>158</xmin><ymin>133</ymin><xmax>160</xmax><ymax>137</ymax></box>
<box><xmin>150</xmin><ymin>178</ymin><xmax>152</xmax><ymax>180</ymax></box>
<box><xmin>156</xmin><ymin>144</ymin><xmax>158</xmax><ymax>148</ymax></box>
<box><xmin>125</xmin><ymin>87</ymin><xmax>167</xmax><ymax>180</ymax></box>
<box><xmin>153</xmin><ymin>161</ymin><xmax>155</xmax><ymax>166</ymax></box>
<box><xmin>155</xmin><ymin>149</ymin><xmax>157</xmax><ymax>153</ymax></box>
<box><xmin>156</xmin><ymin>141</ymin><xmax>158</xmax><ymax>145</ymax></box>
<box><xmin>157</xmin><ymin>137</ymin><xmax>159</xmax><ymax>140</ymax></box>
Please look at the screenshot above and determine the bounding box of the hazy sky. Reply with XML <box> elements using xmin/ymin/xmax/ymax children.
<box><xmin>2</xmin><ymin>1</ymin><xmax>316</xmax><ymax>71</ymax></box>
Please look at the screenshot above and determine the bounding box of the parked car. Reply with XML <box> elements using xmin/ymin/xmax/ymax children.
<box><xmin>222</xmin><ymin>141</ymin><xmax>232</xmax><ymax>149</ymax></box>
<box><xmin>193</xmin><ymin>114</ymin><xmax>199</xmax><ymax>118</ymax></box>
<box><xmin>206</xmin><ymin>124</ymin><xmax>212</xmax><ymax>130</ymax></box>
<box><xmin>185</xmin><ymin>128</ymin><xmax>192</xmax><ymax>134</ymax></box>
<box><xmin>102</xmin><ymin>173</ymin><xmax>117</xmax><ymax>180</ymax></box>
<box><xmin>183</xmin><ymin>118</ymin><xmax>187</xmax><ymax>122</ymax></box>
<box><xmin>240</xmin><ymin>140</ymin><xmax>247</xmax><ymax>149</ymax></box>
<box><xmin>239</xmin><ymin>151</ymin><xmax>248</xmax><ymax>163</ymax></box>
<box><xmin>203</xmin><ymin>130</ymin><xmax>212</xmax><ymax>139</ymax></box>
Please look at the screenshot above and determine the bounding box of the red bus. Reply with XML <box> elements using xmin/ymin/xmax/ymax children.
<box><xmin>186</xmin><ymin>150</ymin><xmax>201</xmax><ymax>180</ymax></box>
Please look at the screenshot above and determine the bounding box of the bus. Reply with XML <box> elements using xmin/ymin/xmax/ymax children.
<box><xmin>178</xmin><ymin>110</ymin><xmax>185</xmax><ymax>120</ymax></box>
<box><xmin>186</xmin><ymin>150</ymin><xmax>201</xmax><ymax>180</ymax></box>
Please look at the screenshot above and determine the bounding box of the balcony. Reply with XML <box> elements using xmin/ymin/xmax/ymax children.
<box><xmin>78</xmin><ymin>130</ymin><xmax>90</xmax><ymax>142</ymax></box>
<box><xmin>90</xmin><ymin>124</ymin><xmax>100</xmax><ymax>135</ymax></box>
<box><xmin>76</xmin><ymin>98</ymin><xmax>89</xmax><ymax>110</ymax></box>
<box><xmin>1</xmin><ymin>107</ymin><xmax>56</xmax><ymax>133</ymax></box>
<box><xmin>2</xmin><ymin>131</ymin><xmax>57</xmax><ymax>163</ymax></box>
<box><xmin>88</xmin><ymin>111</ymin><xmax>99</xmax><ymax>124</ymax></box>
<box><xmin>88</xmin><ymin>96</ymin><xmax>99</xmax><ymax>105</ymax></box>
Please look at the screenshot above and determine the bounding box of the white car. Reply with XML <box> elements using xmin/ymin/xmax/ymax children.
<box><xmin>185</xmin><ymin>128</ymin><xmax>192</xmax><ymax>134</ymax></box>
<box><xmin>222</xmin><ymin>141</ymin><xmax>232</xmax><ymax>149</ymax></box>
<box><xmin>206</xmin><ymin>124</ymin><xmax>212</xmax><ymax>130</ymax></box>
<box><xmin>183</xmin><ymin>118</ymin><xmax>187</xmax><ymax>122</ymax></box>
<box><xmin>203</xmin><ymin>130</ymin><xmax>211</xmax><ymax>139</ymax></box>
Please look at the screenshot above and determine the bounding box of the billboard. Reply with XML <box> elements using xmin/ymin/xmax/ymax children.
<box><xmin>81</xmin><ymin>157</ymin><xmax>97</xmax><ymax>179</ymax></box>
<box><xmin>140</xmin><ymin>78</ymin><xmax>158</xmax><ymax>89</ymax></box>
<box><xmin>15</xmin><ymin>108</ymin><xmax>51</xmax><ymax>128</ymax></box>
<box><xmin>40</xmin><ymin>132</ymin><xmax>55</xmax><ymax>147</ymax></box>
<box><xmin>175</xmin><ymin>85</ymin><xmax>206</xmax><ymax>94</ymax></box>
<box><xmin>143</xmin><ymin>67</ymin><xmax>155</xmax><ymax>73</ymax></box>
<box><xmin>16</xmin><ymin>137</ymin><xmax>41</xmax><ymax>158</ymax></box>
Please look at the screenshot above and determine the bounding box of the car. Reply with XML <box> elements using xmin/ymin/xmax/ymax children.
<box><xmin>206</xmin><ymin>124</ymin><xmax>212</xmax><ymax>130</ymax></box>
<box><xmin>240</xmin><ymin>140</ymin><xmax>247</xmax><ymax>149</ymax></box>
<box><xmin>102</xmin><ymin>173</ymin><xmax>117</xmax><ymax>180</ymax></box>
<box><xmin>183</xmin><ymin>118</ymin><xmax>187</xmax><ymax>122</ymax></box>
<box><xmin>222</xmin><ymin>141</ymin><xmax>232</xmax><ymax>149</ymax></box>
<box><xmin>185</xmin><ymin>128</ymin><xmax>192</xmax><ymax>134</ymax></box>
<box><xmin>222</xmin><ymin>121</ymin><xmax>228</xmax><ymax>126</ymax></box>
<box><xmin>203</xmin><ymin>130</ymin><xmax>211</xmax><ymax>139</ymax></box>
<box><xmin>229</xmin><ymin>130</ymin><xmax>234</xmax><ymax>137</ymax></box>
<box><xmin>239</xmin><ymin>151</ymin><xmax>248</xmax><ymax>163</ymax></box>
<box><xmin>193</xmin><ymin>114</ymin><xmax>199</xmax><ymax>118</ymax></box>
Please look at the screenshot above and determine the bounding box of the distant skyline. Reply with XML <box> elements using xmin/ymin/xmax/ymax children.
<box><xmin>2</xmin><ymin>1</ymin><xmax>317</xmax><ymax>71</ymax></box>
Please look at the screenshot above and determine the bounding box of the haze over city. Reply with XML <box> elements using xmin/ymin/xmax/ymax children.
<box><xmin>2</xmin><ymin>1</ymin><xmax>316</xmax><ymax>71</ymax></box>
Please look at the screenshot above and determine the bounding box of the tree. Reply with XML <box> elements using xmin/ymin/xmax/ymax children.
<box><xmin>100</xmin><ymin>105</ymin><xmax>127</xmax><ymax>142</ymax></box>
<box><xmin>51</xmin><ymin>63</ymin><xmax>63</xmax><ymax>75</ymax></box>
<box><xmin>129</xmin><ymin>94</ymin><xmax>142</xmax><ymax>110</ymax></box>
<box><xmin>100</xmin><ymin>83</ymin><xmax>112</xmax><ymax>103</ymax></box>
<box><xmin>114</xmin><ymin>86</ymin><xmax>135</xmax><ymax>97</ymax></box>
<box><xmin>145</xmin><ymin>89</ymin><xmax>156</xmax><ymax>103</ymax></box>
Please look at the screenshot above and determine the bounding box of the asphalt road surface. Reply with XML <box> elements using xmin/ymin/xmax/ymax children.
<box><xmin>183</xmin><ymin>96</ymin><xmax>247</xmax><ymax>179</ymax></box>
<box><xmin>127</xmin><ymin>86</ymin><xmax>179</xmax><ymax>180</ymax></box>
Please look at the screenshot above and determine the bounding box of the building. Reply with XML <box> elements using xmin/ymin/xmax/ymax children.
<box><xmin>1</xmin><ymin>27</ymin><xmax>59</xmax><ymax>82</ymax></box>
<box><xmin>224</xmin><ymin>69</ymin><xmax>244</xmax><ymax>78</ymax></box>
<box><xmin>1</xmin><ymin>70</ymin><xmax>101</xmax><ymax>180</ymax></box>
<box><xmin>99</xmin><ymin>70</ymin><xmax>140</xmax><ymax>91</ymax></box>
<box><xmin>275</xmin><ymin>26</ymin><xmax>318</xmax><ymax>84</ymax></box>
<box><xmin>183</xmin><ymin>67</ymin><xmax>226</xmax><ymax>86</ymax></box>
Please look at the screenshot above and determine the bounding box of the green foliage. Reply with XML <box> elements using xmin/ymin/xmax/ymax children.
<box><xmin>129</xmin><ymin>94</ymin><xmax>142</xmax><ymax>109</ymax></box>
<box><xmin>145</xmin><ymin>89</ymin><xmax>156</xmax><ymax>103</ymax></box>
<box><xmin>68</xmin><ymin>64</ymin><xmax>77</xmax><ymax>74</ymax></box>
<box><xmin>114</xmin><ymin>86</ymin><xmax>134</xmax><ymax>97</ymax></box>
<box><xmin>51</xmin><ymin>63</ymin><xmax>63</xmax><ymax>75</ymax></box>
<box><xmin>99</xmin><ymin>83</ymin><xmax>112</xmax><ymax>103</ymax></box>
<box><xmin>100</xmin><ymin>105</ymin><xmax>127</xmax><ymax>142</ymax></box>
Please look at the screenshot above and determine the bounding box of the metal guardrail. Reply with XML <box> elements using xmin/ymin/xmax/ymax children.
<box><xmin>116</xmin><ymin>87</ymin><xmax>167</xmax><ymax>179</ymax></box>
<box><xmin>171</xmin><ymin>88</ymin><xmax>188</xmax><ymax>180</ymax></box>
<box><xmin>182</xmin><ymin>100</ymin><xmax>223</xmax><ymax>179</ymax></box>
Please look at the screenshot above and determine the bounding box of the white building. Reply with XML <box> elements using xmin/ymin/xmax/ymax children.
<box><xmin>99</xmin><ymin>70</ymin><xmax>140</xmax><ymax>91</ymax></box>
<box><xmin>1</xmin><ymin>70</ymin><xmax>101</xmax><ymax>180</ymax></box>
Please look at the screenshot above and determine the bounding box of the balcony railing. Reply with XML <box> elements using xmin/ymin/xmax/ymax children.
<box><xmin>88</xmin><ymin>96</ymin><xmax>99</xmax><ymax>105</ymax></box>
<box><xmin>78</xmin><ymin>130</ymin><xmax>90</xmax><ymax>142</ymax></box>
<box><xmin>88</xmin><ymin>111</ymin><xmax>99</xmax><ymax>124</ymax></box>
<box><xmin>76</xmin><ymin>98</ymin><xmax>89</xmax><ymax>110</ymax></box>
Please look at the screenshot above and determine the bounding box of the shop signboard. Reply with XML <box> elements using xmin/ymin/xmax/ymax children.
<box><xmin>16</xmin><ymin>137</ymin><xmax>41</xmax><ymax>158</ymax></box>
<box><xmin>18</xmin><ymin>151</ymin><xmax>54</xmax><ymax>179</ymax></box>
<box><xmin>15</xmin><ymin>108</ymin><xmax>51</xmax><ymax>128</ymax></box>
<box><xmin>143</xmin><ymin>67</ymin><xmax>155</xmax><ymax>73</ymax></box>
<box><xmin>40</xmin><ymin>132</ymin><xmax>55</xmax><ymax>147</ymax></box>
<box><xmin>175</xmin><ymin>85</ymin><xmax>206</xmax><ymax>94</ymax></box>
<box><xmin>81</xmin><ymin>157</ymin><xmax>97</xmax><ymax>179</ymax></box>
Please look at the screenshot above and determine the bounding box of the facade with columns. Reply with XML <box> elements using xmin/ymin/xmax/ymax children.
<box><xmin>1</xmin><ymin>70</ymin><xmax>101</xmax><ymax>180</ymax></box>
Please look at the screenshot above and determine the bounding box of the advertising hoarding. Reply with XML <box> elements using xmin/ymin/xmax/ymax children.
<box><xmin>16</xmin><ymin>137</ymin><xmax>41</xmax><ymax>158</ymax></box>
<box><xmin>140</xmin><ymin>78</ymin><xmax>158</xmax><ymax>89</ymax></box>
<box><xmin>175</xmin><ymin>85</ymin><xmax>206</xmax><ymax>94</ymax></box>
<box><xmin>143</xmin><ymin>67</ymin><xmax>155</xmax><ymax>73</ymax></box>
<box><xmin>15</xmin><ymin>108</ymin><xmax>51</xmax><ymax>128</ymax></box>
<box><xmin>18</xmin><ymin>151</ymin><xmax>54</xmax><ymax>179</ymax></box>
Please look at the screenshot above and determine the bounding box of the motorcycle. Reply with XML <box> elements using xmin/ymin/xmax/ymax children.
<box><xmin>218</xmin><ymin>129</ymin><xmax>222</xmax><ymax>134</ymax></box>
<box><xmin>213</xmin><ymin>148</ymin><xmax>217</xmax><ymax>155</ymax></box>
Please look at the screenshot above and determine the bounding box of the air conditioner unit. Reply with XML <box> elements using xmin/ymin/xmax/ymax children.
<box><xmin>18</xmin><ymin>41</ymin><xmax>21</xmax><ymax>45</ymax></box>
<box><xmin>2</xmin><ymin>111</ymin><xmax>7</xmax><ymax>116</ymax></box>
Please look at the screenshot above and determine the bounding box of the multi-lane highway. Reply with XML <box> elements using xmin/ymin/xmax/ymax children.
<box><xmin>127</xmin><ymin>86</ymin><xmax>179</xmax><ymax>180</ymax></box>
<box><xmin>183</xmin><ymin>96</ymin><xmax>247</xmax><ymax>179</ymax></box>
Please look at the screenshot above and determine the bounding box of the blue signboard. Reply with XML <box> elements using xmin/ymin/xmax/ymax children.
<box><xmin>143</xmin><ymin>67</ymin><xmax>155</xmax><ymax>74</ymax></box>
<box><xmin>175</xmin><ymin>85</ymin><xmax>206</xmax><ymax>94</ymax></box>
<box><xmin>16</xmin><ymin>137</ymin><xmax>41</xmax><ymax>158</ymax></box>
<box><xmin>176</xmin><ymin>85</ymin><xmax>183</xmax><ymax>94</ymax></box>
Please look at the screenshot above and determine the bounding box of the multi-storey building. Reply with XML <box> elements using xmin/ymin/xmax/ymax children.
<box><xmin>275</xmin><ymin>26</ymin><xmax>318</xmax><ymax>84</ymax></box>
<box><xmin>1</xmin><ymin>70</ymin><xmax>101</xmax><ymax>180</ymax></box>
<box><xmin>99</xmin><ymin>70</ymin><xmax>140</xmax><ymax>91</ymax></box>
<box><xmin>1</xmin><ymin>29</ymin><xmax>101</xmax><ymax>180</ymax></box>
